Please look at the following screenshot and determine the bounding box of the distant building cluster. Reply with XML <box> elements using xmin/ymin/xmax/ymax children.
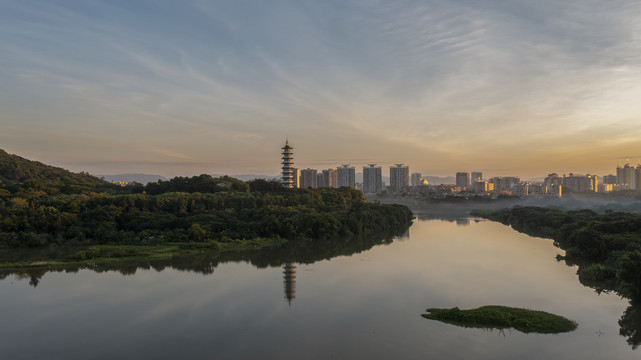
<box><xmin>613</xmin><ymin>163</ymin><xmax>641</xmax><ymax>191</ymax></box>
<box><xmin>280</xmin><ymin>140</ymin><xmax>428</xmax><ymax>193</ymax></box>
<box><xmin>280</xmin><ymin>140</ymin><xmax>641</xmax><ymax>198</ymax></box>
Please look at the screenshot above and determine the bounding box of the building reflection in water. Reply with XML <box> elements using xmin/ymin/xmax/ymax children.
<box><xmin>283</xmin><ymin>262</ymin><xmax>296</xmax><ymax>305</ymax></box>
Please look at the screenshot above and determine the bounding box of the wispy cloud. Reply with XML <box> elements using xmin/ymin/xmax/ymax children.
<box><xmin>1</xmin><ymin>0</ymin><xmax>641</xmax><ymax>177</ymax></box>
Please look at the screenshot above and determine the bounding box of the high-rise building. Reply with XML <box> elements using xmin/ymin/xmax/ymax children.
<box><xmin>390</xmin><ymin>164</ymin><xmax>409</xmax><ymax>192</ymax></box>
<box><xmin>473</xmin><ymin>181</ymin><xmax>493</xmax><ymax>193</ymax></box>
<box><xmin>617</xmin><ymin>164</ymin><xmax>635</xmax><ymax>190</ymax></box>
<box><xmin>513</xmin><ymin>183</ymin><xmax>529</xmax><ymax>197</ymax></box>
<box><xmin>528</xmin><ymin>184</ymin><xmax>548</xmax><ymax>197</ymax></box>
<box><xmin>549</xmin><ymin>184</ymin><xmax>563</xmax><ymax>197</ymax></box>
<box><xmin>471</xmin><ymin>172</ymin><xmax>482</xmax><ymax>183</ymax></box>
<box><xmin>410</xmin><ymin>173</ymin><xmax>422</xmax><ymax>187</ymax></box>
<box><xmin>456</xmin><ymin>172</ymin><xmax>470</xmax><ymax>189</ymax></box>
<box><xmin>489</xmin><ymin>176</ymin><xmax>520</xmax><ymax>191</ymax></box>
<box><xmin>603</xmin><ymin>174</ymin><xmax>617</xmax><ymax>185</ymax></box>
<box><xmin>544</xmin><ymin>173</ymin><xmax>563</xmax><ymax>187</ymax></box>
<box><xmin>281</xmin><ymin>140</ymin><xmax>295</xmax><ymax>188</ymax></box>
<box><xmin>299</xmin><ymin>168</ymin><xmax>318</xmax><ymax>188</ymax></box>
<box><xmin>292</xmin><ymin>168</ymin><xmax>299</xmax><ymax>188</ymax></box>
<box><xmin>363</xmin><ymin>164</ymin><xmax>383</xmax><ymax>193</ymax></box>
<box><xmin>563</xmin><ymin>173</ymin><xmax>598</xmax><ymax>192</ymax></box>
<box><xmin>337</xmin><ymin>165</ymin><xmax>356</xmax><ymax>188</ymax></box>
<box><xmin>318</xmin><ymin>169</ymin><xmax>337</xmax><ymax>188</ymax></box>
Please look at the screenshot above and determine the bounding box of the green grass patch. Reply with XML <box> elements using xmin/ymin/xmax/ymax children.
<box><xmin>422</xmin><ymin>305</ymin><xmax>577</xmax><ymax>334</ymax></box>
<box><xmin>217</xmin><ymin>236</ymin><xmax>287</xmax><ymax>251</ymax></box>
<box><xmin>0</xmin><ymin>237</ymin><xmax>286</xmax><ymax>269</ymax></box>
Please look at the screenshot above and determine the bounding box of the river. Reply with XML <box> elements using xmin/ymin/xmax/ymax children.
<box><xmin>0</xmin><ymin>217</ymin><xmax>637</xmax><ymax>359</ymax></box>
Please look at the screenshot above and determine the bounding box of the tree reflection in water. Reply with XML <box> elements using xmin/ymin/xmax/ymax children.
<box><xmin>2</xmin><ymin>220</ymin><xmax>641</xmax><ymax>349</ymax></box>
<box><xmin>620</xmin><ymin>301</ymin><xmax>641</xmax><ymax>349</ymax></box>
<box><xmin>0</xmin><ymin>226</ymin><xmax>406</xmax><ymax>290</ymax></box>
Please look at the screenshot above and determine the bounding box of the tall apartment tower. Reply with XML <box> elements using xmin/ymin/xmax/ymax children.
<box><xmin>563</xmin><ymin>173</ymin><xmax>598</xmax><ymax>192</ymax></box>
<box><xmin>456</xmin><ymin>172</ymin><xmax>470</xmax><ymax>189</ymax></box>
<box><xmin>281</xmin><ymin>140</ymin><xmax>295</xmax><ymax>188</ymax></box>
<box><xmin>617</xmin><ymin>164</ymin><xmax>636</xmax><ymax>190</ymax></box>
<box><xmin>410</xmin><ymin>173</ymin><xmax>422</xmax><ymax>187</ymax></box>
<box><xmin>544</xmin><ymin>173</ymin><xmax>563</xmax><ymax>187</ymax></box>
<box><xmin>299</xmin><ymin>168</ymin><xmax>318</xmax><ymax>188</ymax></box>
<box><xmin>471</xmin><ymin>172</ymin><xmax>482</xmax><ymax>183</ymax></box>
<box><xmin>603</xmin><ymin>174</ymin><xmax>617</xmax><ymax>184</ymax></box>
<box><xmin>363</xmin><ymin>164</ymin><xmax>383</xmax><ymax>193</ymax></box>
<box><xmin>390</xmin><ymin>164</ymin><xmax>409</xmax><ymax>192</ymax></box>
<box><xmin>292</xmin><ymin>168</ymin><xmax>299</xmax><ymax>188</ymax></box>
<box><xmin>318</xmin><ymin>169</ymin><xmax>337</xmax><ymax>188</ymax></box>
<box><xmin>337</xmin><ymin>165</ymin><xmax>356</xmax><ymax>188</ymax></box>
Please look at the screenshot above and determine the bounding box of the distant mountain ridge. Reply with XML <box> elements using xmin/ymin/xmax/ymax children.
<box><xmin>211</xmin><ymin>174</ymin><xmax>277</xmax><ymax>182</ymax></box>
<box><xmin>98</xmin><ymin>173</ymin><xmax>169</xmax><ymax>184</ymax></box>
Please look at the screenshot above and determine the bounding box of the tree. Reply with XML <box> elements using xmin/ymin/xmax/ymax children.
<box><xmin>189</xmin><ymin>223</ymin><xmax>206</xmax><ymax>242</ymax></box>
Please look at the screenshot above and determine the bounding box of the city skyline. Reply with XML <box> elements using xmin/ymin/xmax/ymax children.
<box><xmin>2</xmin><ymin>1</ymin><xmax>641</xmax><ymax>178</ymax></box>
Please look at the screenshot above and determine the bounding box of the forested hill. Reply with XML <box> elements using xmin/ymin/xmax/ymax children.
<box><xmin>0</xmin><ymin>150</ymin><xmax>413</xmax><ymax>250</ymax></box>
<box><xmin>0</xmin><ymin>149</ymin><xmax>118</xmax><ymax>195</ymax></box>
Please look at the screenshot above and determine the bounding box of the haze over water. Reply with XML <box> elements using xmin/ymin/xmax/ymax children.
<box><xmin>0</xmin><ymin>218</ymin><xmax>636</xmax><ymax>359</ymax></box>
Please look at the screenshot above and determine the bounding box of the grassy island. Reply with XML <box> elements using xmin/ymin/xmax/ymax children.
<box><xmin>473</xmin><ymin>206</ymin><xmax>641</xmax><ymax>349</ymax></box>
<box><xmin>422</xmin><ymin>305</ymin><xmax>578</xmax><ymax>334</ymax></box>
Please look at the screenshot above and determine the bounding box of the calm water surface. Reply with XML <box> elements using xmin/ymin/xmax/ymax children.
<box><xmin>0</xmin><ymin>218</ymin><xmax>637</xmax><ymax>359</ymax></box>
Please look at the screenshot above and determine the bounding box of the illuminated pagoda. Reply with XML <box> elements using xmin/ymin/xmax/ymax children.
<box><xmin>281</xmin><ymin>139</ymin><xmax>295</xmax><ymax>188</ymax></box>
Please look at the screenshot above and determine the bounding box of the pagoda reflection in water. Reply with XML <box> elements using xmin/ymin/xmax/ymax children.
<box><xmin>283</xmin><ymin>262</ymin><xmax>296</xmax><ymax>305</ymax></box>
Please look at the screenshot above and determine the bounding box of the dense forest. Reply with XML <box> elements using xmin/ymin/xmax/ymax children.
<box><xmin>473</xmin><ymin>206</ymin><xmax>641</xmax><ymax>300</ymax></box>
<box><xmin>0</xmin><ymin>149</ymin><xmax>413</xmax><ymax>250</ymax></box>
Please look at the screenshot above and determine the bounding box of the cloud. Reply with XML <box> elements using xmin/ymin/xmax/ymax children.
<box><xmin>1</xmin><ymin>0</ymin><xmax>641</xmax><ymax>177</ymax></box>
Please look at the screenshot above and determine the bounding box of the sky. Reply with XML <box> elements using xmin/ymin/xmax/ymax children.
<box><xmin>1</xmin><ymin>0</ymin><xmax>641</xmax><ymax>179</ymax></box>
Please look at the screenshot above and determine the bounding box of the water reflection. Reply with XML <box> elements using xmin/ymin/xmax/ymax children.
<box><xmin>557</xmin><ymin>246</ymin><xmax>641</xmax><ymax>349</ymax></box>
<box><xmin>283</xmin><ymin>263</ymin><xmax>296</xmax><ymax>305</ymax></box>
<box><xmin>0</xmin><ymin>226</ymin><xmax>407</xmax><ymax>288</ymax></box>
<box><xmin>2</xmin><ymin>218</ymin><xmax>641</xmax><ymax>352</ymax></box>
<box><xmin>620</xmin><ymin>301</ymin><xmax>641</xmax><ymax>349</ymax></box>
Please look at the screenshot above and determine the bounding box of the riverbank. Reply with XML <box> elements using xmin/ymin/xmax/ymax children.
<box><xmin>0</xmin><ymin>237</ymin><xmax>288</xmax><ymax>270</ymax></box>
<box><xmin>472</xmin><ymin>206</ymin><xmax>641</xmax><ymax>300</ymax></box>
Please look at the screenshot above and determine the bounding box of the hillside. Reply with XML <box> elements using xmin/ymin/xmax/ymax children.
<box><xmin>0</xmin><ymin>149</ymin><xmax>118</xmax><ymax>196</ymax></box>
<box><xmin>0</xmin><ymin>149</ymin><xmax>414</xmax><ymax>251</ymax></box>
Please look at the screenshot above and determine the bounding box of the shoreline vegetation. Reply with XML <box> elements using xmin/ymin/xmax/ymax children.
<box><xmin>422</xmin><ymin>306</ymin><xmax>578</xmax><ymax>334</ymax></box>
<box><xmin>472</xmin><ymin>206</ymin><xmax>641</xmax><ymax>348</ymax></box>
<box><xmin>471</xmin><ymin>207</ymin><xmax>641</xmax><ymax>300</ymax></box>
<box><xmin>0</xmin><ymin>238</ymin><xmax>286</xmax><ymax>269</ymax></box>
<box><xmin>0</xmin><ymin>149</ymin><xmax>413</xmax><ymax>267</ymax></box>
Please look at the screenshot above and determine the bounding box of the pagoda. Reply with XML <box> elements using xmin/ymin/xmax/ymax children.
<box><xmin>281</xmin><ymin>140</ymin><xmax>295</xmax><ymax>188</ymax></box>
